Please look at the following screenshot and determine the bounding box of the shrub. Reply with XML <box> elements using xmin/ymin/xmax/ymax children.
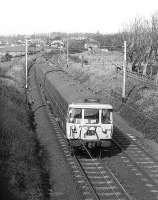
<box><xmin>0</xmin><ymin>80</ymin><xmax>43</xmax><ymax>200</ymax></box>
<box><xmin>1</xmin><ymin>53</ymin><xmax>12</xmax><ymax>62</ymax></box>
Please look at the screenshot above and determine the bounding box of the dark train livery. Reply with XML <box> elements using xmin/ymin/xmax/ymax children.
<box><xmin>35</xmin><ymin>63</ymin><xmax>113</xmax><ymax>148</ymax></box>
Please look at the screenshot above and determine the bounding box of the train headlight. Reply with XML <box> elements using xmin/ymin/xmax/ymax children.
<box><xmin>102</xmin><ymin>128</ymin><xmax>107</xmax><ymax>134</ymax></box>
<box><xmin>102</xmin><ymin>127</ymin><xmax>110</xmax><ymax>134</ymax></box>
<box><xmin>71</xmin><ymin>125</ymin><xmax>77</xmax><ymax>133</ymax></box>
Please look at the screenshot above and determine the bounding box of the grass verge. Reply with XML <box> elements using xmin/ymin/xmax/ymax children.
<box><xmin>0</xmin><ymin>58</ymin><xmax>50</xmax><ymax>200</ymax></box>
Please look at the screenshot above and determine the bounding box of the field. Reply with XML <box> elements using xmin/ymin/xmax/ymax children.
<box><xmin>0</xmin><ymin>45</ymin><xmax>25</xmax><ymax>52</ymax></box>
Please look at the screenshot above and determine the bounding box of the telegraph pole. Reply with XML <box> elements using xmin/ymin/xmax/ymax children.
<box><xmin>25</xmin><ymin>38</ymin><xmax>28</xmax><ymax>89</ymax></box>
<box><xmin>122</xmin><ymin>41</ymin><xmax>127</xmax><ymax>102</ymax></box>
<box><xmin>66</xmin><ymin>39</ymin><xmax>69</xmax><ymax>67</ymax></box>
<box><xmin>81</xmin><ymin>55</ymin><xmax>84</xmax><ymax>67</ymax></box>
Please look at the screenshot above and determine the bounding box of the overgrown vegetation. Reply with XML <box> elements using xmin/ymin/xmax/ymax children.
<box><xmin>1</xmin><ymin>53</ymin><xmax>12</xmax><ymax>62</ymax></box>
<box><xmin>68</xmin><ymin>39</ymin><xmax>86</xmax><ymax>54</ymax></box>
<box><xmin>120</xmin><ymin>15</ymin><xmax>158</xmax><ymax>78</ymax></box>
<box><xmin>0</xmin><ymin>59</ymin><xmax>49</xmax><ymax>200</ymax></box>
<box><xmin>69</xmin><ymin>55</ymin><xmax>88</xmax><ymax>65</ymax></box>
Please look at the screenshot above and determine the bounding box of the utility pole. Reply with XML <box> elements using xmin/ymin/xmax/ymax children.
<box><xmin>122</xmin><ymin>41</ymin><xmax>127</xmax><ymax>102</ymax></box>
<box><xmin>81</xmin><ymin>55</ymin><xmax>84</xmax><ymax>67</ymax></box>
<box><xmin>156</xmin><ymin>71</ymin><xmax>158</xmax><ymax>85</ymax></box>
<box><xmin>25</xmin><ymin>38</ymin><xmax>28</xmax><ymax>89</ymax></box>
<box><xmin>66</xmin><ymin>39</ymin><xmax>69</xmax><ymax>67</ymax></box>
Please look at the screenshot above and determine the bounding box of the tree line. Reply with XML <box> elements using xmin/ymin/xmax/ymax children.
<box><xmin>121</xmin><ymin>12</ymin><xmax>158</xmax><ymax>78</ymax></box>
<box><xmin>91</xmin><ymin>12</ymin><xmax>158</xmax><ymax>80</ymax></box>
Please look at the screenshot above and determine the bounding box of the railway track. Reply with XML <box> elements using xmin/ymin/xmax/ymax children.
<box><xmin>45</xmin><ymin>96</ymin><xmax>158</xmax><ymax>199</ymax></box>
<box><xmin>75</xmin><ymin>146</ymin><xmax>132</xmax><ymax>200</ymax></box>
<box><xmin>48</xmin><ymin>103</ymin><xmax>158</xmax><ymax>200</ymax></box>
<box><xmin>42</xmin><ymin>94</ymin><xmax>158</xmax><ymax>200</ymax></box>
<box><xmin>48</xmin><ymin>114</ymin><xmax>132</xmax><ymax>200</ymax></box>
<box><xmin>37</xmin><ymin>74</ymin><xmax>131</xmax><ymax>199</ymax></box>
<box><xmin>34</xmin><ymin>54</ymin><xmax>158</xmax><ymax>200</ymax></box>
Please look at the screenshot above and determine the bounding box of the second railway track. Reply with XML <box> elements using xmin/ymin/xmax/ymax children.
<box><xmin>112</xmin><ymin>129</ymin><xmax>158</xmax><ymax>187</ymax></box>
<box><xmin>49</xmin><ymin>114</ymin><xmax>132</xmax><ymax>200</ymax></box>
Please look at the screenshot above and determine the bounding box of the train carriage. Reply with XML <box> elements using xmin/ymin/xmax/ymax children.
<box><xmin>66</xmin><ymin>102</ymin><xmax>113</xmax><ymax>148</ymax></box>
<box><xmin>35</xmin><ymin>63</ymin><xmax>113</xmax><ymax>149</ymax></box>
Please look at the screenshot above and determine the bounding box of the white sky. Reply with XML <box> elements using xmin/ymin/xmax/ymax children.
<box><xmin>0</xmin><ymin>0</ymin><xmax>158</xmax><ymax>35</ymax></box>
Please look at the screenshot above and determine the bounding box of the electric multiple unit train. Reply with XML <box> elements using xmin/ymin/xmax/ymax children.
<box><xmin>35</xmin><ymin>62</ymin><xmax>113</xmax><ymax>149</ymax></box>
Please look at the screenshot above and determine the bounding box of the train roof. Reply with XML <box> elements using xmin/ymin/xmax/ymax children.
<box><xmin>46</xmin><ymin>71</ymin><xmax>98</xmax><ymax>103</ymax></box>
<box><xmin>37</xmin><ymin>64</ymin><xmax>113</xmax><ymax>109</ymax></box>
<box><xmin>69</xmin><ymin>103</ymin><xmax>113</xmax><ymax>109</ymax></box>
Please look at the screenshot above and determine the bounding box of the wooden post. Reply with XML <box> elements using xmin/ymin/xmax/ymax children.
<box><xmin>81</xmin><ymin>55</ymin><xmax>84</xmax><ymax>67</ymax></box>
<box><xmin>122</xmin><ymin>41</ymin><xmax>127</xmax><ymax>103</ymax></box>
<box><xmin>66</xmin><ymin>39</ymin><xmax>69</xmax><ymax>68</ymax></box>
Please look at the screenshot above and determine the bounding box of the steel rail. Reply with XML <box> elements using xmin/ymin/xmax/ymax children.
<box><xmin>75</xmin><ymin>142</ymin><xmax>133</xmax><ymax>200</ymax></box>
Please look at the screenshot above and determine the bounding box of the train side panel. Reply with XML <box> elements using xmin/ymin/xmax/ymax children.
<box><xmin>45</xmin><ymin>76</ymin><xmax>68</xmax><ymax>130</ymax></box>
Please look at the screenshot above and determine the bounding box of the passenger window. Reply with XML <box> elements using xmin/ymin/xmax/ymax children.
<box><xmin>101</xmin><ymin>109</ymin><xmax>110</xmax><ymax>124</ymax></box>
<box><xmin>84</xmin><ymin>109</ymin><xmax>99</xmax><ymax>124</ymax></box>
<box><xmin>69</xmin><ymin>108</ymin><xmax>82</xmax><ymax>123</ymax></box>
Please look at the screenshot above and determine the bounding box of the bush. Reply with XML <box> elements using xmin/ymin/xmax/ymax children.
<box><xmin>69</xmin><ymin>55</ymin><xmax>88</xmax><ymax>65</ymax></box>
<box><xmin>69</xmin><ymin>55</ymin><xmax>81</xmax><ymax>63</ymax></box>
<box><xmin>68</xmin><ymin>40</ymin><xmax>86</xmax><ymax>54</ymax></box>
<box><xmin>1</xmin><ymin>53</ymin><xmax>12</xmax><ymax>62</ymax></box>
<box><xmin>0</xmin><ymin>81</ymin><xmax>43</xmax><ymax>200</ymax></box>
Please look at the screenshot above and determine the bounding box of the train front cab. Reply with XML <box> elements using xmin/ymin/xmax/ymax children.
<box><xmin>66</xmin><ymin>103</ymin><xmax>113</xmax><ymax>148</ymax></box>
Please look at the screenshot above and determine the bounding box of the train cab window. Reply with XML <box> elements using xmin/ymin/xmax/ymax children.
<box><xmin>68</xmin><ymin>108</ymin><xmax>82</xmax><ymax>123</ymax></box>
<box><xmin>101</xmin><ymin>109</ymin><xmax>111</xmax><ymax>124</ymax></box>
<box><xmin>84</xmin><ymin>109</ymin><xmax>99</xmax><ymax>124</ymax></box>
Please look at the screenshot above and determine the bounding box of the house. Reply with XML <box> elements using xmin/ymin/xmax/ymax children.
<box><xmin>50</xmin><ymin>40</ymin><xmax>64</xmax><ymax>48</ymax></box>
<box><xmin>84</xmin><ymin>38</ymin><xmax>100</xmax><ymax>50</ymax></box>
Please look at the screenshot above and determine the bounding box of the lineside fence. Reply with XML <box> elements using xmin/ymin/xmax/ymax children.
<box><xmin>111</xmin><ymin>62</ymin><xmax>158</xmax><ymax>88</ymax></box>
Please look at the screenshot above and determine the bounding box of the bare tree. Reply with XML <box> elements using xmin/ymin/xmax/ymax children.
<box><xmin>120</xmin><ymin>14</ymin><xmax>158</xmax><ymax>79</ymax></box>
